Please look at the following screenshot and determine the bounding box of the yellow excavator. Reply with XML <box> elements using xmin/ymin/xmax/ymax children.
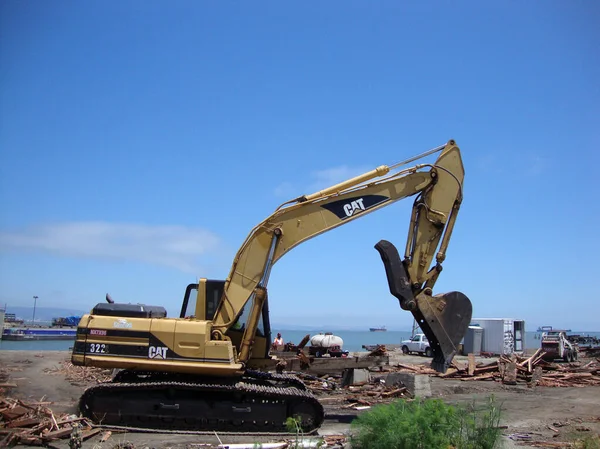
<box><xmin>71</xmin><ymin>139</ymin><xmax>472</xmax><ymax>433</ymax></box>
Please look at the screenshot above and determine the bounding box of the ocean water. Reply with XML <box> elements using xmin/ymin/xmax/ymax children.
<box><xmin>0</xmin><ymin>339</ymin><xmax>75</xmax><ymax>351</ymax></box>
<box><xmin>2</xmin><ymin>330</ymin><xmax>599</xmax><ymax>353</ymax></box>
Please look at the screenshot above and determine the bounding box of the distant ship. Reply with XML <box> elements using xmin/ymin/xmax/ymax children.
<box><xmin>369</xmin><ymin>326</ymin><xmax>387</xmax><ymax>332</ymax></box>
<box><xmin>537</xmin><ymin>325</ymin><xmax>571</xmax><ymax>332</ymax></box>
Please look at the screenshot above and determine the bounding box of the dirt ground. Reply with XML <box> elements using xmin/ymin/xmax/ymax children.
<box><xmin>1</xmin><ymin>350</ymin><xmax>599</xmax><ymax>448</ymax></box>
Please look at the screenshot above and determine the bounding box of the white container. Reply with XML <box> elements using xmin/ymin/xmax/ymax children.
<box><xmin>310</xmin><ymin>333</ymin><xmax>344</xmax><ymax>348</ymax></box>
<box><xmin>470</xmin><ymin>318</ymin><xmax>525</xmax><ymax>355</ymax></box>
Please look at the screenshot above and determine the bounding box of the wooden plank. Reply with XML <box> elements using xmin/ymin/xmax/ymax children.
<box><xmin>460</xmin><ymin>373</ymin><xmax>495</xmax><ymax>381</ymax></box>
<box><xmin>27</xmin><ymin>420</ymin><xmax>52</xmax><ymax>434</ymax></box>
<box><xmin>503</xmin><ymin>361</ymin><xmax>517</xmax><ymax>385</ymax></box>
<box><xmin>518</xmin><ymin>348</ymin><xmax>541</xmax><ymax>368</ymax></box>
<box><xmin>473</xmin><ymin>364</ymin><xmax>499</xmax><ymax>375</ymax></box>
<box><xmin>0</xmin><ymin>406</ymin><xmax>28</xmax><ymax>420</ymax></box>
<box><xmin>297</xmin><ymin>334</ymin><xmax>311</xmax><ymax>349</ymax></box>
<box><xmin>81</xmin><ymin>428</ymin><xmax>103</xmax><ymax>441</ymax></box>
<box><xmin>451</xmin><ymin>360</ymin><xmax>466</xmax><ymax>371</ymax></box>
<box><xmin>468</xmin><ymin>354</ymin><xmax>476</xmax><ymax>376</ymax></box>
<box><xmin>438</xmin><ymin>368</ymin><xmax>459</xmax><ymax>378</ymax></box>
<box><xmin>41</xmin><ymin>427</ymin><xmax>73</xmax><ymax>441</ymax></box>
<box><xmin>7</xmin><ymin>417</ymin><xmax>41</xmax><ymax>428</ymax></box>
<box><xmin>55</xmin><ymin>416</ymin><xmax>92</xmax><ymax>426</ymax></box>
<box><xmin>544</xmin><ymin>372</ymin><xmax>593</xmax><ymax>379</ymax></box>
<box><xmin>381</xmin><ymin>387</ymin><xmax>408</xmax><ymax>397</ymax></box>
<box><xmin>531</xmin><ymin>351</ymin><xmax>548</xmax><ymax>367</ymax></box>
<box><xmin>17</xmin><ymin>436</ymin><xmax>43</xmax><ymax>446</ymax></box>
<box><xmin>397</xmin><ymin>363</ymin><xmax>422</xmax><ymax>372</ymax></box>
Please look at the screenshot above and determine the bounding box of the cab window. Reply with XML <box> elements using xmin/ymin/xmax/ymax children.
<box><xmin>205</xmin><ymin>280</ymin><xmax>224</xmax><ymax>320</ymax></box>
<box><xmin>229</xmin><ymin>298</ymin><xmax>266</xmax><ymax>337</ymax></box>
<box><xmin>181</xmin><ymin>284</ymin><xmax>199</xmax><ymax>318</ymax></box>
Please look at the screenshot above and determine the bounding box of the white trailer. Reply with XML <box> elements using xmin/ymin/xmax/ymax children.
<box><xmin>470</xmin><ymin>318</ymin><xmax>525</xmax><ymax>356</ymax></box>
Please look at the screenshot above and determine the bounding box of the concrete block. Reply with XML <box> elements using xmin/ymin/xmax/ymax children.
<box><xmin>341</xmin><ymin>368</ymin><xmax>371</xmax><ymax>386</ymax></box>
<box><xmin>384</xmin><ymin>372</ymin><xmax>432</xmax><ymax>398</ymax></box>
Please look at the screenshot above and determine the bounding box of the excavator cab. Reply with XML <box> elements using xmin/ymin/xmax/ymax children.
<box><xmin>179</xmin><ymin>280</ymin><xmax>273</xmax><ymax>361</ymax></box>
<box><xmin>179</xmin><ymin>280</ymin><xmax>224</xmax><ymax>321</ymax></box>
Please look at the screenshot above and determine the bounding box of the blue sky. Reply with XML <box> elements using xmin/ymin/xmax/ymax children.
<box><xmin>1</xmin><ymin>2</ymin><xmax>599</xmax><ymax>331</ymax></box>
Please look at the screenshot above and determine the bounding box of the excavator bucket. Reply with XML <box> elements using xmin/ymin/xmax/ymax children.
<box><xmin>374</xmin><ymin>240</ymin><xmax>472</xmax><ymax>373</ymax></box>
<box><xmin>410</xmin><ymin>291</ymin><xmax>472</xmax><ymax>372</ymax></box>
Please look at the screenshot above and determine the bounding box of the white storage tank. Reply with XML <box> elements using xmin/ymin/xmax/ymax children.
<box><xmin>310</xmin><ymin>332</ymin><xmax>344</xmax><ymax>349</ymax></box>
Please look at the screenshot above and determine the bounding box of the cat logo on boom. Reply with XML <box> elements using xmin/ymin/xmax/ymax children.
<box><xmin>343</xmin><ymin>198</ymin><xmax>366</xmax><ymax>217</ymax></box>
<box><xmin>320</xmin><ymin>194</ymin><xmax>390</xmax><ymax>220</ymax></box>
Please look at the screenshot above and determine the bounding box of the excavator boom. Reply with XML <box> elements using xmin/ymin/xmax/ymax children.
<box><xmin>212</xmin><ymin>139</ymin><xmax>471</xmax><ymax>371</ymax></box>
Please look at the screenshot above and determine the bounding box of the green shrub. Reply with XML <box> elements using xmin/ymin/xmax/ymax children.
<box><xmin>349</xmin><ymin>395</ymin><xmax>502</xmax><ymax>449</ymax></box>
<box><xmin>285</xmin><ymin>416</ymin><xmax>326</xmax><ymax>449</ymax></box>
<box><xmin>453</xmin><ymin>396</ymin><xmax>503</xmax><ymax>449</ymax></box>
<box><xmin>574</xmin><ymin>434</ymin><xmax>600</xmax><ymax>449</ymax></box>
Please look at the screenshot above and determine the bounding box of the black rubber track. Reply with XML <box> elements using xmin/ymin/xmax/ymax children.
<box><xmin>79</xmin><ymin>371</ymin><xmax>324</xmax><ymax>433</ymax></box>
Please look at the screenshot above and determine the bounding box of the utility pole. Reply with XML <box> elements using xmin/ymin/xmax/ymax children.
<box><xmin>411</xmin><ymin>318</ymin><xmax>420</xmax><ymax>337</ymax></box>
<box><xmin>32</xmin><ymin>295</ymin><xmax>38</xmax><ymax>326</ymax></box>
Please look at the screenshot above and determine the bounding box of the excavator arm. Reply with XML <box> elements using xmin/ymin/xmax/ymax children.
<box><xmin>212</xmin><ymin>139</ymin><xmax>472</xmax><ymax>372</ymax></box>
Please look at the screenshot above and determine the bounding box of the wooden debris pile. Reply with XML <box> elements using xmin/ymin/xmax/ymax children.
<box><xmin>342</xmin><ymin>381</ymin><xmax>410</xmax><ymax>408</ymax></box>
<box><xmin>427</xmin><ymin>350</ymin><xmax>600</xmax><ymax>387</ymax></box>
<box><xmin>294</xmin><ymin>372</ymin><xmax>341</xmax><ymax>394</ymax></box>
<box><xmin>367</xmin><ymin>344</ymin><xmax>388</xmax><ymax>357</ymax></box>
<box><xmin>536</xmin><ymin>359</ymin><xmax>600</xmax><ymax>387</ymax></box>
<box><xmin>293</xmin><ymin>371</ymin><xmax>410</xmax><ymax>409</ymax></box>
<box><xmin>43</xmin><ymin>360</ymin><xmax>113</xmax><ymax>386</ymax></box>
<box><xmin>0</xmin><ymin>397</ymin><xmax>102</xmax><ymax>446</ymax></box>
<box><xmin>322</xmin><ymin>434</ymin><xmax>348</xmax><ymax>447</ymax></box>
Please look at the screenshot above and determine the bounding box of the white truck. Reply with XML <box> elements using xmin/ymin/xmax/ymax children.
<box><xmin>401</xmin><ymin>333</ymin><xmax>433</xmax><ymax>357</ymax></box>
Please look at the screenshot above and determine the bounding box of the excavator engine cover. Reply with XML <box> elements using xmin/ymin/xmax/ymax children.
<box><xmin>374</xmin><ymin>239</ymin><xmax>472</xmax><ymax>373</ymax></box>
<box><xmin>91</xmin><ymin>303</ymin><xmax>167</xmax><ymax>318</ymax></box>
